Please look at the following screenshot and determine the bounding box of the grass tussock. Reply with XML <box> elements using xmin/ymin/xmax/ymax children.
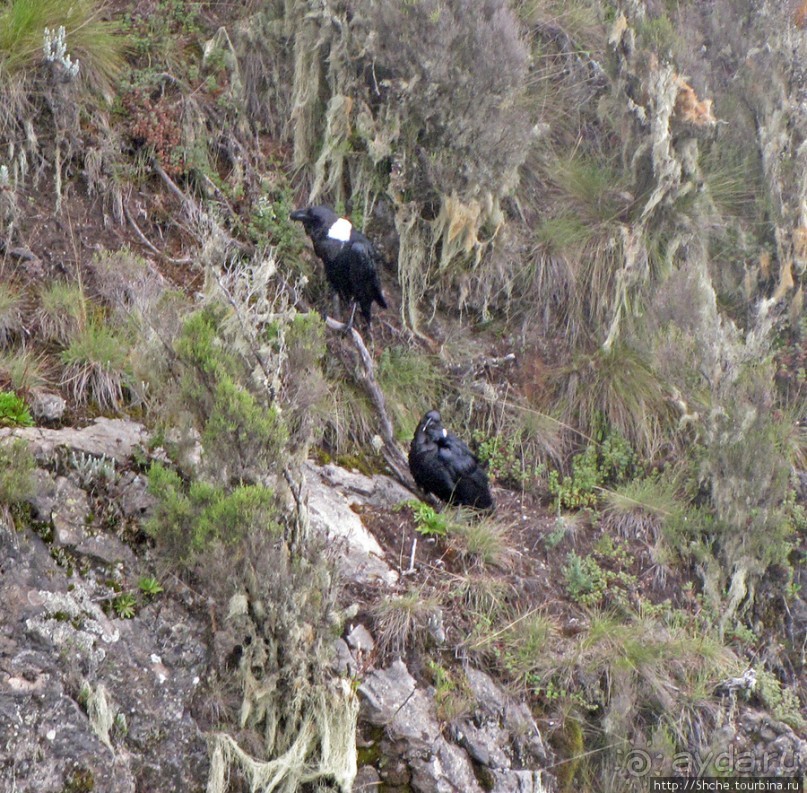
<box><xmin>551</xmin><ymin>342</ymin><xmax>675</xmax><ymax>458</ymax></box>
<box><xmin>445</xmin><ymin>509</ymin><xmax>514</xmax><ymax>570</ymax></box>
<box><xmin>0</xmin><ymin>0</ymin><xmax>126</xmax><ymax>89</ymax></box>
<box><xmin>0</xmin><ymin>346</ymin><xmax>50</xmax><ymax>393</ymax></box>
<box><xmin>0</xmin><ymin>282</ymin><xmax>26</xmax><ymax>346</ymax></box>
<box><xmin>600</xmin><ymin>472</ymin><xmax>686</xmax><ymax>543</ymax></box>
<box><xmin>36</xmin><ymin>281</ymin><xmax>86</xmax><ymax>344</ymax></box>
<box><xmin>372</xmin><ymin>590</ymin><xmax>443</xmax><ymax>660</ymax></box>
<box><xmin>59</xmin><ymin>319</ymin><xmax>131</xmax><ymax>410</ymax></box>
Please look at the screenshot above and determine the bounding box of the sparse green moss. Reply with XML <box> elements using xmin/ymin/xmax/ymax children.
<box><xmin>62</xmin><ymin>766</ymin><xmax>95</xmax><ymax>793</ymax></box>
<box><xmin>0</xmin><ymin>439</ymin><xmax>35</xmax><ymax>505</ymax></box>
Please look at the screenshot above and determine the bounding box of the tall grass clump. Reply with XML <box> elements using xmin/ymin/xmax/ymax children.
<box><xmin>59</xmin><ymin>319</ymin><xmax>131</xmax><ymax>410</ymax></box>
<box><xmin>600</xmin><ymin>471</ymin><xmax>686</xmax><ymax>543</ymax></box>
<box><xmin>36</xmin><ymin>281</ymin><xmax>85</xmax><ymax>344</ymax></box>
<box><xmin>448</xmin><ymin>512</ymin><xmax>513</xmax><ymax>570</ymax></box>
<box><xmin>0</xmin><ymin>347</ymin><xmax>49</xmax><ymax>393</ymax></box>
<box><xmin>0</xmin><ymin>282</ymin><xmax>25</xmax><ymax>346</ymax></box>
<box><xmin>551</xmin><ymin>342</ymin><xmax>675</xmax><ymax>458</ymax></box>
<box><xmin>377</xmin><ymin>346</ymin><xmax>445</xmax><ymax>442</ymax></box>
<box><xmin>0</xmin><ymin>0</ymin><xmax>125</xmax><ymax>89</ymax></box>
<box><xmin>539</xmin><ymin>610</ymin><xmax>741</xmax><ymax>785</ymax></box>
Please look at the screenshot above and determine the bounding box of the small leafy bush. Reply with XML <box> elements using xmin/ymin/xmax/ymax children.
<box><xmin>408</xmin><ymin>501</ymin><xmax>448</xmax><ymax>537</ymax></box>
<box><xmin>475</xmin><ymin>430</ymin><xmax>546</xmax><ymax>491</ymax></box>
<box><xmin>563</xmin><ymin>551</ymin><xmax>608</xmax><ymax>606</ymax></box>
<box><xmin>146</xmin><ymin>462</ymin><xmax>279</xmax><ymax>563</ymax></box>
<box><xmin>0</xmin><ymin>391</ymin><xmax>33</xmax><ymax>427</ymax></box>
<box><xmin>548</xmin><ymin>426</ymin><xmax>638</xmax><ymax>511</ymax></box>
<box><xmin>175</xmin><ymin>307</ymin><xmax>288</xmax><ymax>482</ymax></box>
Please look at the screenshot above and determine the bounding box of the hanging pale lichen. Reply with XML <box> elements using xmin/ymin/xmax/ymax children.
<box><xmin>310</xmin><ymin>94</ymin><xmax>353</xmax><ymax>206</ymax></box>
<box><xmin>207</xmin><ymin>680</ymin><xmax>358</xmax><ymax>793</ymax></box>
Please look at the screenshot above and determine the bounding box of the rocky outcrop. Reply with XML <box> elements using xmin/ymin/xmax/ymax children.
<box><xmin>358</xmin><ymin>660</ymin><xmax>555</xmax><ymax>793</ymax></box>
<box><xmin>1</xmin><ymin>421</ymin><xmax>559</xmax><ymax>793</ymax></box>
<box><xmin>304</xmin><ymin>460</ymin><xmax>411</xmax><ymax>586</ymax></box>
<box><xmin>0</xmin><ymin>418</ymin><xmax>149</xmax><ymax>465</ymax></box>
<box><xmin>0</xmin><ymin>519</ymin><xmax>209</xmax><ymax>791</ymax></box>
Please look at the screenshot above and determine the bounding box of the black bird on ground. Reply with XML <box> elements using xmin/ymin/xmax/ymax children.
<box><xmin>408</xmin><ymin>410</ymin><xmax>494</xmax><ymax>510</ymax></box>
<box><xmin>290</xmin><ymin>205</ymin><xmax>388</xmax><ymax>331</ymax></box>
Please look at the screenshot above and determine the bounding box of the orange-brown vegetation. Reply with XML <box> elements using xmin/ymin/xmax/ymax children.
<box><xmin>674</xmin><ymin>77</ymin><xmax>716</xmax><ymax>126</ymax></box>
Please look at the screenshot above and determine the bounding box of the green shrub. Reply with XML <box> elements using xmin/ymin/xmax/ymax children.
<box><xmin>145</xmin><ymin>462</ymin><xmax>279</xmax><ymax>562</ymax></box>
<box><xmin>563</xmin><ymin>551</ymin><xmax>607</xmax><ymax>606</ymax></box>
<box><xmin>175</xmin><ymin>307</ymin><xmax>288</xmax><ymax>482</ymax></box>
<box><xmin>548</xmin><ymin>423</ymin><xmax>638</xmax><ymax>511</ymax></box>
<box><xmin>0</xmin><ymin>391</ymin><xmax>33</xmax><ymax>427</ymax></box>
<box><xmin>474</xmin><ymin>429</ymin><xmax>547</xmax><ymax>491</ymax></box>
<box><xmin>408</xmin><ymin>500</ymin><xmax>448</xmax><ymax>537</ymax></box>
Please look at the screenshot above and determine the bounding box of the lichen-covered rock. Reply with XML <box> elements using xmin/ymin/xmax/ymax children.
<box><xmin>50</xmin><ymin>476</ymin><xmax>91</xmax><ymax>547</ymax></box>
<box><xmin>358</xmin><ymin>661</ymin><xmax>555</xmax><ymax>793</ymax></box>
<box><xmin>0</xmin><ymin>526</ymin><xmax>209</xmax><ymax>791</ymax></box>
<box><xmin>29</xmin><ymin>389</ymin><xmax>67</xmax><ymax>423</ymax></box>
<box><xmin>0</xmin><ymin>418</ymin><xmax>148</xmax><ymax>465</ymax></box>
<box><xmin>304</xmin><ymin>462</ymin><xmax>400</xmax><ymax>586</ymax></box>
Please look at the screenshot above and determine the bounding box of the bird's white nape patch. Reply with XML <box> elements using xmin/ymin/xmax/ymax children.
<box><xmin>442</xmin><ymin>428</ymin><xmax>448</xmax><ymax>438</ymax></box>
<box><xmin>327</xmin><ymin>217</ymin><xmax>352</xmax><ymax>242</ymax></box>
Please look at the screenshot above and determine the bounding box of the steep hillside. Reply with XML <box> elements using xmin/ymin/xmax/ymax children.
<box><xmin>0</xmin><ymin>1</ymin><xmax>805</xmax><ymax>791</ymax></box>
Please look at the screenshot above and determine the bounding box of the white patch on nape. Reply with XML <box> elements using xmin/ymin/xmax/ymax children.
<box><xmin>442</xmin><ymin>428</ymin><xmax>448</xmax><ymax>437</ymax></box>
<box><xmin>327</xmin><ymin>217</ymin><xmax>352</xmax><ymax>242</ymax></box>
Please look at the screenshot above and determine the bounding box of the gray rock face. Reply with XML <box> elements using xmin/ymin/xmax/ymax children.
<box><xmin>29</xmin><ymin>389</ymin><xmax>67</xmax><ymax>423</ymax></box>
<box><xmin>359</xmin><ymin>661</ymin><xmax>555</xmax><ymax>793</ymax></box>
<box><xmin>304</xmin><ymin>462</ymin><xmax>401</xmax><ymax>586</ymax></box>
<box><xmin>51</xmin><ymin>476</ymin><xmax>91</xmax><ymax>547</ymax></box>
<box><xmin>0</xmin><ymin>508</ymin><xmax>209</xmax><ymax>792</ymax></box>
<box><xmin>732</xmin><ymin>711</ymin><xmax>807</xmax><ymax>777</ymax></box>
<box><xmin>0</xmin><ymin>418</ymin><xmax>149</xmax><ymax>465</ymax></box>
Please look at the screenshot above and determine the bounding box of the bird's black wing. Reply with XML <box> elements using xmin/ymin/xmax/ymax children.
<box><xmin>436</xmin><ymin>433</ymin><xmax>494</xmax><ymax>509</ymax></box>
<box><xmin>344</xmin><ymin>237</ymin><xmax>387</xmax><ymax>321</ymax></box>
<box><xmin>436</xmin><ymin>433</ymin><xmax>479</xmax><ymax>478</ymax></box>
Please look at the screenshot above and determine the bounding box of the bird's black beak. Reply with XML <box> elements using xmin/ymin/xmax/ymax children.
<box><xmin>289</xmin><ymin>209</ymin><xmax>308</xmax><ymax>222</ymax></box>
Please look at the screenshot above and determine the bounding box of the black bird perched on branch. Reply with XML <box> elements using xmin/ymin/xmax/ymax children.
<box><xmin>290</xmin><ymin>205</ymin><xmax>388</xmax><ymax>331</ymax></box>
<box><xmin>408</xmin><ymin>410</ymin><xmax>494</xmax><ymax>510</ymax></box>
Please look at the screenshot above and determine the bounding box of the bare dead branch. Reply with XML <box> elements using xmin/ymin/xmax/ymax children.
<box><xmin>123</xmin><ymin>202</ymin><xmax>193</xmax><ymax>264</ymax></box>
<box><xmin>325</xmin><ymin>315</ymin><xmax>417</xmax><ymax>491</ymax></box>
